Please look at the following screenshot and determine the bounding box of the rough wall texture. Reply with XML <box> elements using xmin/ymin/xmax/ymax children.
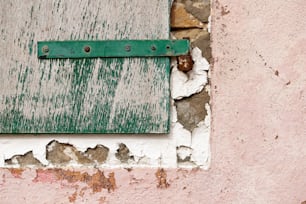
<box><xmin>2</xmin><ymin>0</ymin><xmax>306</xmax><ymax>203</ymax></box>
<box><xmin>209</xmin><ymin>0</ymin><xmax>306</xmax><ymax>203</ymax></box>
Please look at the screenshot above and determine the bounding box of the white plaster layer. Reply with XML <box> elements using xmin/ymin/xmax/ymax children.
<box><xmin>171</xmin><ymin>47</ymin><xmax>209</xmax><ymax>100</ymax></box>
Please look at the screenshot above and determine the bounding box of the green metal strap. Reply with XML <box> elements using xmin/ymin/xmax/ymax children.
<box><xmin>38</xmin><ymin>40</ymin><xmax>190</xmax><ymax>59</ymax></box>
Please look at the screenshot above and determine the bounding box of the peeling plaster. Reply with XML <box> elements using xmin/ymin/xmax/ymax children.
<box><xmin>177</xmin><ymin>146</ymin><xmax>193</xmax><ymax>162</ymax></box>
<box><xmin>5</xmin><ymin>151</ymin><xmax>43</xmax><ymax>168</ymax></box>
<box><xmin>171</xmin><ymin>47</ymin><xmax>209</xmax><ymax>100</ymax></box>
<box><xmin>0</xmin><ymin>47</ymin><xmax>210</xmax><ymax>169</ymax></box>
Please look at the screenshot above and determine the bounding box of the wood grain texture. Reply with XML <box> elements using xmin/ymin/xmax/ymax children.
<box><xmin>0</xmin><ymin>0</ymin><xmax>170</xmax><ymax>133</ymax></box>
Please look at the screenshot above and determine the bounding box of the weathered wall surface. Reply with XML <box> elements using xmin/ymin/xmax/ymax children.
<box><xmin>209</xmin><ymin>0</ymin><xmax>306</xmax><ymax>203</ymax></box>
<box><xmin>1</xmin><ymin>0</ymin><xmax>306</xmax><ymax>203</ymax></box>
<box><xmin>0</xmin><ymin>0</ymin><xmax>211</xmax><ymax>169</ymax></box>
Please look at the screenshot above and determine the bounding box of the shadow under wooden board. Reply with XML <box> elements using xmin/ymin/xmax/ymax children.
<box><xmin>0</xmin><ymin>0</ymin><xmax>173</xmax><ymax>133</ymax></box>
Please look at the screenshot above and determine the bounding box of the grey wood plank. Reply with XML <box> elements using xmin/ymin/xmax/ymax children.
<box><xmin>0</xmin><ymin>0</ymin><xmax>170</xmax><ymax>133</ymax></box>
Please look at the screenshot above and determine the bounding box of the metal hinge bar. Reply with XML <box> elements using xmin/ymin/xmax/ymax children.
<box><xmin>38</xmin><ymin>40</ymin><xmax>189</xmax><ymax>59</ymax></box>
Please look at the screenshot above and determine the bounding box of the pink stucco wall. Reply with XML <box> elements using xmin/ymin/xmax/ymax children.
<box><xmin>1</xmin><ymin>0</ymin><xmax>306</xmax><ymax>203</ymax></box>
<box><xmin>210</xmin><ymin>0</ymin><xmax>306</xmax><ymax>202</ymax></box>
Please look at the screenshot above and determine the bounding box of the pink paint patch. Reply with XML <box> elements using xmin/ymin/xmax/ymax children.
<box><xmin>32</xmin><ymin>169</ymin><xmax>58</xmax><ymax>183</ymax></box>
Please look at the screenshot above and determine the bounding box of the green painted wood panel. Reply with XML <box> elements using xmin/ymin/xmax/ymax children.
<box><xmin>0</xmin><ymin>0</ymin><xmax>171</xmax><ymax>133</ymax></box>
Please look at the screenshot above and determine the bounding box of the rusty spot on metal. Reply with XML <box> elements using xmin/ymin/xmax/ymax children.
<box><xmin>85</xmin><ymin>144</ymin><xmax>109</xmax><ymax>164</ymax></box>
<box><xmin>7</xmin><ymin>168</ymin><xmax>25</xmax><ymax>178</ymax></box>
<box><xmin>46</xmin><ymin>140</ymin><xmax>93</xmax><ymax>165</ymax></box>
<box><xmin>5</xmin><ymin>151</ymin><xmax>44</xmax><ymax>167</ymax></box>
<box><xmin>115</xmin><ymin>143</ymin><xmax>133</xmax><ymax>163</ymax></box>
<box><xmin>155</xmin><ymin>168</ymin><xmax>170</xmax><ymax>189</ymax></box>
<box><xmin>83</xmin><ymin>46</ymin><xmax>91</xmax><ymax>53</ymax></box>
<box><xmin>33</xmin><ymin>169</ymin><xmax>116</xmax><ymax>193</ymax></box>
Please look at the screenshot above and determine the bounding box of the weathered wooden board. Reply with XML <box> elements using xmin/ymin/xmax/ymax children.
<box><xmin>0</xmin><ymin>0</ymin><xmax>171</xmax><ymax>133</ymax></box>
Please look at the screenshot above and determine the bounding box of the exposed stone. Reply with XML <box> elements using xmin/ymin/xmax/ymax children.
<box><xmin>46</xmin><ymin>141</ymin><xmax>73</xmax><ymax>164</ymax></box>
<box><xmin>172</xmin><ymin>29</ymin><xmax>211</xmax><ymax>62</ymax></box>
<box><xmin>5</xmin><ymin>151</ymin><xmax>43</xmax><ymax>167</ymax></box>
<box><xmin>46</xmin><ymin>140</ymin><xmax>92</xmax><ymax>165</ymax></box>
<box><xmin>176</xmin><ymin>146</ymin><xmax>192</xmax><ymax>162</ymax></box>
<box><xmin>115</xmin><ymin>143</ymin><xmax>133</xmax><ymax>163</ymax></box>
<box><xmin>171</xmin><ymin>2</ymin><xmax>204</xmax><ymax>29</ymax></box>
<box><xmin>171</xmin><ymin>47</ymin><xmax>209</xmax><ymax>100</ymax></box>
<box><xmin>172</xmin><ymin>28</ymin><xmax>204</xmax><ymax>42</ymax></box>
<box><xmin>185</xmin><ymin>0</ymin><xmax>211</xmax><ymax>23</ymax></box>
<box><xmin>175</xmin><ymin>88</ymin><xmax>210</xmax><ymax>131</ymax></box>
<box><xmin>191</xmin><ymin>31</ymin><xmax>211</xmax><ymax>62</ymax></box>
<box><xmin>85</xmin><ymin>145</ymin><xmax>109</xmax><ymax>164</ymax></box>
